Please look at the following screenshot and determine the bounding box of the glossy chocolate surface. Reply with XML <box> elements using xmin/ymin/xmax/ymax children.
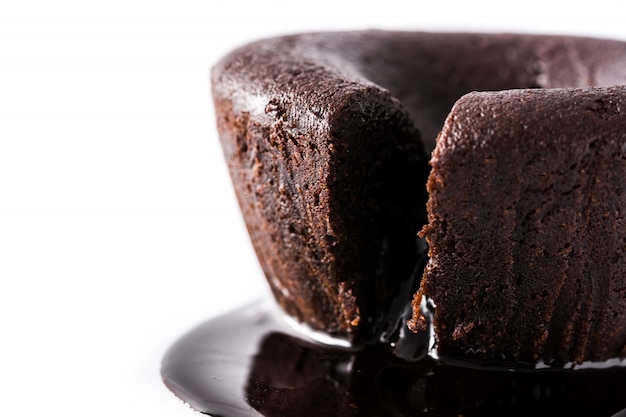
<box><xmin>162</xmin><ymin>300</ymin><xmax>626</xmax><ymax>417</ymax></box>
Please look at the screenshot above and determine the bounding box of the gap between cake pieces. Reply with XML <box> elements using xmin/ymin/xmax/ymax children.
<box><xmin>211</xmin><ymin>30</ymin><xmax>626</xmax><ymax>365</ymax></box>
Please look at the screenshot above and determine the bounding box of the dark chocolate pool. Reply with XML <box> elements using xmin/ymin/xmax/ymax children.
<box><xmin>162</xmin><ymin>300</ymin><xmax>626</xmax><ymax>417</ymax></box>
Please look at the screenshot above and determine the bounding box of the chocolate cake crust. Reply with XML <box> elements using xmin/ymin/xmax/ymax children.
<box><xmin>212</xmin><ymin>34</ymin><xmax>429</xmax><ymax>342</ymax></box>
<box><xmin>213</xmin><ymin>30</ymin><xmax>626</xmax><ymax>347</ymax></box>
<box><xmin>413</xmin><ymin>86</ymin><xmax>626</xmax><ymax>364</ymax></box>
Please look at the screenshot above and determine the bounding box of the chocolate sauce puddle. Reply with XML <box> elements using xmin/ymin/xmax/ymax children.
<box><xmin>162</xmin><ymin>300</ymin><xmax>626</xmax><ymax>417</ymax></box>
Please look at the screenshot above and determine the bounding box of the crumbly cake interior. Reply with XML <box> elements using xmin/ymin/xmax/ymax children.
<box><xmin>412</xmin><ymin>87</ymin><xmax>626</xmax><ymax>364</ymax></box>
<box><xmin>213</xmin><ymin>31</ymin><xmax>626</xmax><ymax>361</ymax></box>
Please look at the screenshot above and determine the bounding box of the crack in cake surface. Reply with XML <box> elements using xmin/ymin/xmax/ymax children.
<box><xmin>212</xmin><ymin>31</ymin><xmax>626</xmax><ymax>363</ymax></box>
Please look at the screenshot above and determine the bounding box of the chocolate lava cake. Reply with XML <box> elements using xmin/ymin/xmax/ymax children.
<box><xmin>212</xmin><ymin>31</ymin><xmax>626</xmax><ymax>360</ymax></box>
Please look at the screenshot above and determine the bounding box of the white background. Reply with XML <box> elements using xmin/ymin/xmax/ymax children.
<box><xmin>1</xmin><ymin>1</ymin><xmax>625</xmax><ymax>416</ymax></box>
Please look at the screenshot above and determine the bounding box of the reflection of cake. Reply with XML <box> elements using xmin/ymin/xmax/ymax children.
<box><xmin>162</xmin><ymin>300</ymin><xmax>626</xmax><ymax>417</ymax></box>
<box><xmin>212</xmin><ymin>31</ymin><xmax>626</xmax><ymax>360</ymax></box>
<box><xmin>246</xmin><ymin>324</ymin><xmax>626</xmax><ymax>417</ymax></box>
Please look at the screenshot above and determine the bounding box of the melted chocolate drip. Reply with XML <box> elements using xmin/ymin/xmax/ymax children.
<box><xmin>162</xmin><ymin>300</ymin><xmax>626</xmax><ymax>417</ymax></box>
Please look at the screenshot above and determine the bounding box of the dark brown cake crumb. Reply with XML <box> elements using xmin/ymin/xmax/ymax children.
<box><xmin>212</xmin><ymin>37</ymin><xmax>429</xmax><ymax>342</ymax></box>
<box><xmin>414</xmin><ymin>86</ymin><xmax>626</xmax><ymax>364</ymax></box>
<box><xmin>213</xmin><ymin>31</ymin><xmax>626</xmax><ymax>352</ymax></box>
